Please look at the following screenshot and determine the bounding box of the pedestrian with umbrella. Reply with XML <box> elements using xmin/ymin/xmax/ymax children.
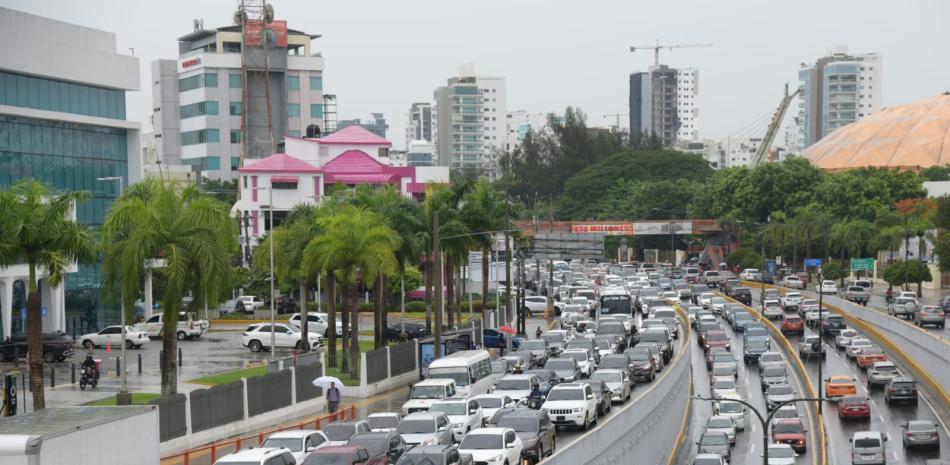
<box><xmin>313</xmin><ymin>376</ymin><xmax>343</xmax><ymax>416</ymax></box>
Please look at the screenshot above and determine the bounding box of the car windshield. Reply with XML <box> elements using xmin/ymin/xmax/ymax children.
<box><xmin>303</xmin><ymin>453</ymin><xmax>352</xmax><ymax>465</ymax></box>
<box><xmin>712</xmin><ymin>366</ymin><xmax>732</xmax><ymax>375</ymax></box>
<box><xmin>747</xmin><ymin>340</ymin><xmax>768</xmax><ymax>350</ymax></box>
<box><xmin>769</xmin><ymin>446</ymin><xmax>795</xmax><ymax>458</ymax></box>
<box><xmin>459</xmin><ymin>434</ymin><xmax>503</xmax><ymax>450</ymax></box>
<box><xmin>769</xmin><ymin>386</ymin><xmax>793</xmax><ymax>395</ymax></box>
<box><xmin>694</xmin><ymin>458</ymin><xmax>723</xmax><ymax>465</ymax></box>
<box><xmin>521</xmin><ymin>341</ymin><xmax>546</xmax><ymax>351</ymax></box>
<box><xmin>591</xmin><ymin>372</ymin><xmax>622</xmax><ymax>382</ymax></box>
<box><xmin>541</xmin><ymin>334</ymin><xmax>564</xmax><ymax>343</ymax></box>
<box><xmin>428</xmin><ymin>368</ymin><xmax>470</xmax><ymax>386</ymax></box>
<box><xmin>874</xmin><ymin>365</ymin><xmax>897</xmax><ymax>372</ymax></box>
<box><xmin>546</xmin><ymin>388</ymin><xmax>584</xmax><ymax>401</ymax></box>
<box><xmin>892</xmin><ymin>382</ymin><xmax>915</xmax><ymax>389</ymax></box>
<box><xmin>410</xmin><ymin>386</ymin><xmax>446</xmax><ymax>399</ymax></box>
<box><xmin>477</xmin><ymin>397</ymin><xmax>503</xmax><ymax>408</ymax></box>
<box><xmin>323</xmin><ymin>425</ymin><xmax>356</xmax><ymax>441</ymax></box>
<box><xmin>429</xmin><ymin>402</ymin><xmax>466</xmax><ymax>416</ymax></box>
<box><xmin>706</xmin><ymin>332</ymin><xmax>727</xmax><ymax>342</ymax></box>
<box><xmin>713</xmin><ymin>380</ymin><xmax>735</xmax><ymax>389</ymax></box>
<box><xmin>763</xmin><ymin>366</ymin><xmax>785</xmax><ymax>377</ymax></box>
<box><xmin>718</xmin><ymin>402</ymin><xmax>742</xmax><ymax>414</ymax></box>
<box><xmin>262</xmin><ymin>437</ymin><xmax>302</xmax><ymax>452</ymax></box>
<box><xmin>397</xmin><ymin>419</ymin><xmax>435</xmax><ymax>434</ymax></box>
<box><xmin>563</xmin><ymin>352</ymin><xmax>588</xmax><ymax>363</ymax></box>
<box><xmin>760</xmin><ymin>354</ymin><xmax>783</xmax><ymax>363</ymax></box>
<box><xmin>641</xmin><ymin>331</ymin><xmax>668</xmax><ymax>343</ymax></box>
<box><xmin>708</xmin><ymin>418</ymin><xmax>732</xmax><ymax>428</ymax></box>
<box><xmin>700</xmin><ymin>433</ymin><xmax>727</xmax><ymax>446</ymax></box>
<box><xmin>545</xmin><ymin>360</ymin><xmax>574</xmax><ymax>370</ymax></box>
<box><xmin>496</xmin><ymin>378</ymin><xmax>531</xmax><ymax>390</ymax></box>
<box><xmin>628</xmin><ymin>351</ymin><xmax>651</xmax><ymax>361</ymax></box>
<box><xmin>497</xmin><ymin>417</ymin><xmax>539</xmax><ymax>433</ymax></box>
<box><xmin>802</xmin><ymin>300</ymin><xmax>817</xmax><ymax>306</ymax></box>
<box><xmin>775</xmin><ymin>422</ymin><xmax>803</xmax><ymax>433</ymax></box>
<box><xmin>368</xmin><ymin>416</ymin><xmax>399</xmax><ymax>429</ymax></box>
<box><xmin>908</xmin><ymin>422</ymin><xmax>935</xmax><ymax>432</ymax></box>
<box><xmin>854</xmin><ymin>438</ymin><xmax>881</xmax><ymax>448</ymax></box>
<box><xmin>349</xmin><ymin>436</ymin><xmax>388</xmax><ymax>456</ymax></box>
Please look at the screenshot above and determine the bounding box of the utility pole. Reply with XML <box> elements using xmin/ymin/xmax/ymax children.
<box><xmin>547</xmin><ymin>259</ymin><xmax>555</xmax><ymax>320</ymax></box>
<box><xmin>433</xmin><ymin>212</ymin><xmax>442</xmax><ymax>360</ymax></box>
<box><xmin>817</xmin><ymin>271</ymin><xmax>824</xmax><ymax>415</ymax></box>
<box><xmin>505</xmin><ymin>232</ymin><xmax>512</xmax><ymax>352</ymax></box>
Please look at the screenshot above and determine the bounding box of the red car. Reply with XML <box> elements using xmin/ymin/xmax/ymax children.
<box><xmin>771</xmin><ymin>419</ymin><xmax>807</xmax><ymax>452</ymax></box>
<box><xmin>780</xmin><ymin>315</ymin><xmax>805</xmax><ymax>336</ymax></box>
<box><xmin>856</xmin><ymin>348</ymin><xmax>888</xmax><ymax>369</ymax></box>
<box><xmin>304</xmin><ymin>446</ymin><xmax>386</xmax><ymax>465</ymax></box>
<box><xmin>703</xmin><ymin>330</ymin><xmax>731</xmax><ymax>352</ymax></box>
<box><xmin>837</xmin><ymin>396</ymin><xmax>871</xmax><ymax>420</ymax></box>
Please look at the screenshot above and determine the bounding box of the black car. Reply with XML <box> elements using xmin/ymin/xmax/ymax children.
<box><xmin>761</xmin><ymin>273</ymin><xmax>775</xmax><ymax>285</ymax></box>
<box><xmin>884</xmin><ymin>377</ymin><xmax>918</xmax><ymax>405</ymax></box>
<box><xmin>385</xmin><ymin>322</ymin><xmax>429</xmax><ymax>341</ymax></box>
<box><xmin>348</xmin><ymin>431</ymin><xmax>408</xmax><ymax>464</ymax></box>
<box><xmin>0</xmin><ymin>331</ymin><xmax>74</xmax><ymax>363</ymax></box>
<box><xmin>821</xmin><ymin>315</ymin><xmax>847</xmax><ymax>336</ymax></box>
<box><xmin>395</xmin><ymin>444</ymin><xmax>473</xmax><ymax>465</ymax></box>
<box><xmin>732</xmin><ymin>287</ymin><xmax>753</xmax><ymax>305</ymax></box>
<box><xmin>497</xmin><ymin>409</ymin><xmax>557</xmax><ymax>464</ymax></box>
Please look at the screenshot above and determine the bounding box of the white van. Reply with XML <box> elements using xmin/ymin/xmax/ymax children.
<box><xmin>402</xmin><ymin>378</ymin><xmax>458</xmax><ymax>415</ymax></box>
<box><xmin>426</xmin><ymin>350</ymin><xmax>494</xmax><ymax>397</ymax></box>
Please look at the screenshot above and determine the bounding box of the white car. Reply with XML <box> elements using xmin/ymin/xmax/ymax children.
<box><xmin>402</xmin><ymin>378</ymin><xmax>458</xmax><ymax>415</ymax></box>
<box><xmin>765</xmin><ymin>443</ymin><xmax>798</xmax><ymax>465</ymax></box>
<box><xmin>458</xmin><ymin>428</ymin><xmax>524</xmax><ymax>465</ymax></box>
<box><xmin>79</xmin><ymin>325</ymin><xmax>150</xmax><ymax>349</ymax></box>
<box><xmin>214</xmin><ymin>448</ymin><xmax>296</xmax><ymax>465</ymax></box>
<box><xmin>287</xmin><ymin>313</ymin><xmax>329</xmax><ymax>337</ymax></box>
<box><xmin>739</xmin><ymin>268</ymin><xmax>761</xmax><ymax>281</ymax></box>
<box><xmin>846</xmin><ymin>338</ymin><xmax>873</xmax><ymax>359</ymax></box>
<box><xmin>541</xmin><ymin>383</ymin><xmax>599</xmax><ymax>429</ymax></box>
<box><xmin>769</xmin><ymin>405</ymin><xmax>801</xmax><ymax>430</ymax></box>
<box><xmin>704</xmin><ymin>415</ymin><xmax>736</xmax><ymax>445</ymax></box>
<box><xmin>782</xmin><ymin>275</ymin><xmax>804</xmax><ymax>290</ymax></box>
<box><xmin>260</xmin><ymin>430</ymin><xmax>329</xmax><ymax>464</ymax></box>
<box><xmin>762</xmin><ymin>300</ymin><xmax>784</xmax><ymax>320</ymax></box>
<box><xmin>472</xmin><ymin>394</ymin><xmax>515</xmax><ymax>420</ymax></box>
<box><xmin>523</xmin><ymin>296</ymin><xmax>550</xmax><ymax>316</ymax></box>
<box><xmin>714</xmin><ymin>400</ymin><xmax>747</xmax><ymax>431</ymax></box>
<box><xmin>396</xmin><ymin>412</ymin><xmax>454</xmax><ymax>446</ymax></box>
<box><xmin>241</xmin><ymin>323</ymin><xmax>323</xmax><ymax>352</ymax></box>
<box><xmin>235</xmin><ymin>295</ymin><xmax>265</xmax><ymax>313</ymax></box>
<box><xmin>835</xmin><ymin>329</ymin><xmax>860</xmax><ymax>350</ymax></box>
<box><xmin>429</xmin><ymin>397</ymin><xmax>484</xmax><ymax>442</ymax></box>
<box><xmin>367</xmin><ymin>412</ymin><xmax>401</xmax><ymax>432</ymax></box>
<box><xmin>817</xmin><ymin>280</ymin><xmax>838</xmax><ymax>294</ymax></box>
<box><xmin>561</xmin><ymin>348</ymin><xmax>595</xmax><ymax>377</ymax></box>
<box><xmin>711</xmin><ymin>378</ymin><xmax>739</xmax><ymax>400</ymax></box>
<box><xmin>780</xmin><ymin>292</ymin><xmax>803</xmax><ymax>311</ymax></box>
<box><xmin>492</xmin><ymin>375</ymin><xmax>538</xmax><ymax>403</ymax></box>
<box><xmin>692</xmin><ymin>454</ymin><xmax>728</xmax><ymax>465</ymax></box>
<box><xmin>699</xmin><ymin>293</ymin><xmax>717</xmax><ymax>308</ymax></box>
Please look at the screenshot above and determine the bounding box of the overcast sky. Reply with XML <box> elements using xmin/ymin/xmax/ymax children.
<box><xmin>4</xmin><ymin>0</ymin><xmax>949</xmax><ymax>150</ymax></box>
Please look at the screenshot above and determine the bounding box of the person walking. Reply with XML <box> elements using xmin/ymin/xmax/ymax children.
<box><xmin>326</xmin><ymin>381</ymin><xmax>341</xmax><ymax>416</ymax></box>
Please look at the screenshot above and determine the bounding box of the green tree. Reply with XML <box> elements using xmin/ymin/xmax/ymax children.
<box><xmin>919</xmin><ymin>165</ymin><xmax>950</xmax><ymax>182</ymax></box>
<box><xmin>462</xmin><ymin>178</ymin><xmax>508</xmax><ymax>323</ymax></box>
<box><xmin>820</xmin><ymin>261</ymin><xmax>847</xmax><ymax>281</ymax></box>
<box><xmin>198</xmin><ymin>177</ymin><xmax>238</xmax><ymax>205</ymax></box>
<box><xmin>882</xmin><ymin>260</ymin><xmax>932</xmax><ymax>288</ymax></box>
<box><xmin>725</xmin><ymin>247</ymin><xmax>764</xmax><ymax>271</ymax></box>
<box><xmin>101</xmin><ymin>180</ymin><xmax>236</xmax><ymax>396</ymax></box>
<box><xmin>0</xmin><ymin>180</ymin><xmax>96</xmax><ymax>410</ymax></box>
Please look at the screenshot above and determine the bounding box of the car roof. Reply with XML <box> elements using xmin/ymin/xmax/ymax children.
<box><xmin>467</xmin><ymin>427</ymin><xmax>510</xmax><ymax>435</ymax></box>
<box><xmin>829</xmin><ymin>375</ymin><xmax>853</xmax><ymax>382</ymax></box>
<box><xmin>267</xmin><ymin>429</ymin><xmax>321</xmax><ymax>439</ymax></box>
<box><xmin>403</xmin><ymin>411</ymin><xmax>446</xmax><ymax>420</ymax></box>
<box><xmin>550</xmin><ymin>383</ymin><xmax>586</xmax><ymax>390</ymax></box>
<box><xmin>852</xmin><ymin>431</ymin><xmax>884</xmax><ymax>440</ymax></box>
<box><xmin>405</xmin><ymin>445</ymin><xmax>453</xmax><ymax>454</ymax></box>
<box><xmin>416</xmin><ymin>378</ymin><xmax>456</xmax><ymax>386</ymax></box>
<box><xmin>217</xmin><ymin>448</ymin><xmax>286</xmax><ymax>461</ymax></box>
<box><xmin>500</xmin><ymin>374</ymin><xmax>537</xmax><ymax>380</ymax></box>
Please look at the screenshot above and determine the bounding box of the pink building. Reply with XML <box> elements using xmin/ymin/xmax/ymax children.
<box><xmin>233</xmin><ymin>125</ymin><xmax>449</xmax><ymax>244</ymax></box>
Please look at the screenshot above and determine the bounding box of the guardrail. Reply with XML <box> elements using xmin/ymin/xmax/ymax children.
<box><xmin>719</xmin><ymin>292</ymin><xmax>828</xmax><ymax>465</ymax></box>
<box><xmin>545</xmin><ymin>307</ymin><xmax>693</xmax><ymax>465</ymax></box>
<box><xmin>161</xmin><ymin>405</ymin><xmax>357</xmax><ymax>465</ymax></box>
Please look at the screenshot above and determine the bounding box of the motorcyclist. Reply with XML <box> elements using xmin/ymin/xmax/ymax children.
<box><xmin>535</xmin><ymin>326</ymin><xmax>543</xmax><ymax>339</ymax></box>
<box><xmin>886</xmin><ymin>286</ymin><xmax>894</xmax><ymax>304</ymax></box>
<box><xmin>527</xmin><ymin>383</ymin><xmax>544</xmax><ymax>408</ymax></box>
<box><xmin>81</xmin><ymin>353</ymin><xmax>98</xmax><ymax>380</ymax></box>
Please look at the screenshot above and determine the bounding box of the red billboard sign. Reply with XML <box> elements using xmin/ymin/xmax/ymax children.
<box><xmin>571</xmin><ymin>224</ymin><xmax>634</xmax><ymax>235</ymax></box>
<box><xmin>244</xmin><ymin>20</ymin><xmax>288</xmax><ymax>47</ymax></box>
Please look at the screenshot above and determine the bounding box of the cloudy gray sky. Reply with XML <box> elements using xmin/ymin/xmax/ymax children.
<box><xmin>4</xmin><ymin>0</ymin><xmax>948</xmax><ymax>149</ymax></box>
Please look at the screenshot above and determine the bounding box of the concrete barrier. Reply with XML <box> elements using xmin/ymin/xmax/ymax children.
<box><xmin>545</xmin><ymin>308</ymin><xmax>692</xmax><ymax>465</ymax></box>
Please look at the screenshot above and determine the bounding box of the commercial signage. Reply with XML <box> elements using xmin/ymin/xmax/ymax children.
<box><xmin>244</xmin><ymin>20</ymin><xmax>288</xmax><ymax>47</ymax></box>
<box><xmin>803</xmin><ymin>258</ymin><xmax>823</xmax><ymax>268</ymax></box>
<box><xmin>180</xmin><ymin>57</ymin><xmax>202</xmax><ymax>68</ymax></box>
<box><xmin>633</xmin><ymin>221</ymin><xmax>693</xmax><ymax>235</ymax></box>
<box><xmin>850</xmin><ymin>258</ymin><xmax>874</xmax><ymax>271</ymax></box>
<box><xmin>571</xmin><ymin>224</ymin><xmax>633</xmax><ymax>235</ymax></box>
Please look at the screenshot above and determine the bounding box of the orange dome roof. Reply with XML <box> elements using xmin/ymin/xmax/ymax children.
<box><xmin>803</xmin><ymin>93</ymin><xmax>950</xmax><ymax>171</ymax></box>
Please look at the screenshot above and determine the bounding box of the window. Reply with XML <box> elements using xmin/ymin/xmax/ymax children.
<box><xmin>230</xmin><ymin>102</ymin><xmax>242</xmax><ymax>116</ymax></box>
<box><xmin>179</xmin><ymin>101</ymin><xmax>219</xmax><ymax>119</ymax></box>
<box><xmin>229</xmin><ymin>74</ymin><xmax>242</xmax><ymax>88</ymax></box>
<box><xmin>180</xmin><ymin>129</ymin><xmax>219</xmax><ymax>145</ymax></box>
<box><xmin>310</xmin><ymin>104</ymin><xmax>323</xmax><ymax>118</ymax></box>
<box><xmin>288</xmin><ymin>103</ymin><xmax>300</xmax><ymax>117</ymax></box>
<box><xmin>179</xmin><ymin>73</ymin><xmax>218</xmax><ymax>92</ymax></box>
<box><xmin>309</xmin><ymin>76</ymin><xmax>323</xmax><ymax>91</ymax></box>
<box><xmin>230</xmin><ymin>130</ymin><xmax>241</xmax><ymax>144</ymax></box>
<box><xmin>223</xmin><ymin>42</ymin><xmax>241</xmax><ymax>53</ymax></box>
<box><xmin>288</xmin><ymin>130</ymin><xmax>301</xmax><ymax>137</ymax></box>
<box><xmin>272</xmin><ymin>180</ymin><xmax>298</xmax><ymax>189</ymax></box>
<box><xmin>0</xmin><ymin>71</ymin><xmax>126</xmax><ymax>119</ymax></box>
<box><xmin>287</xmin><ymin>76</ymin><xmax>300</xmax><ymax>91</ymax></box>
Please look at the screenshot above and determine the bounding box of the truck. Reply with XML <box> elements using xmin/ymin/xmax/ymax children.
<box><xmin>0</xmin><ymin>405</ymin><xmax>159</xmax><ymax>465</ymax></box>
<box><xmin>843</xmin><ymin>286</ymin><xmax>870</xmax><ymax>305</ymax></box>
<box><xmin>134</xmin><ymin>311</ymin><xmax>210</xmax><ymax>340</ymax></box>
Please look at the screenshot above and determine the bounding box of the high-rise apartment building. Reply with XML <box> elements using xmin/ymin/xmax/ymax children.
<box><xmin>406</xmin><ymin>102</ymin><xmax>433</xmax><ymax>148</ymax></box>
<box><xmin>433</xmin><ymin>65</ymin><xmax>506</xmax><ymax>176</ymax></box>
<box><xmin>629</xmin><ymin>65</ymin><xmax>699</xmax><ymax>147</ymax></box>
<box><xmin>338</xmin><ymin>113</ymin><xmax>387</xmax><ymax>139</ymax></box>
<box><xmin>152</xmin><ymin>14</ymin><xmax>325</xmax><ymax>180</ymax></box>
<box><xmin>797</xmin><ymin>49</ymin><xmax>881</xmax><ymax>150</ymax></box>
<box><xmin>0</xmin><ymin>6</ymin><xmax>141</xmax><ymax>335</ymax></box>
<box><xmin>505</xmin><ymin>110</ymin><xmax>549</xmax><ymax>152</ymax></box>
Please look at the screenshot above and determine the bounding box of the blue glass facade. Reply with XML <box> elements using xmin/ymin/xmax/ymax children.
<box><xmin>0</xmin><ymin>71</ymin><xmax>130</xmax><ymax>333</ymax></box>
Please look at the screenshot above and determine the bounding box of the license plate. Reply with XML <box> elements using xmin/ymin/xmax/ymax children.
<box><xmin>862</xmin><ymin>455</ymin><xmax>876</xmax><ymax>459</ymax></box>
<box><xmin>557</xmin><ymin>416</ymin><xmax>565</xmax><ymax>421</ymax></box>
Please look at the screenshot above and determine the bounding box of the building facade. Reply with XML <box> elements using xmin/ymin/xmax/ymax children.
<box><xmin>797</xmin><ymin>49</ymin><xmax>882</xmax><ymax>150</ymax></box>
<box><xmin>0</xmin><ymin>7</ymin><xmax>141</xmax><ymax>337</ymax></box>
<box><xmin>337</xmin><ymin>113</ymin><xmax>387</xmax><ymax>139</ymax></box>
<box><xmin>405</xmin><ymin>102</ymin><xmax>433</xmax><ymax>148</ymax></box>
<box><xmin>629</xmin><ymin>65</ymin><xmax>698</xmax><ymax>147</ymax></box>
<box><xmin>151</xmin><ymin>16</ymin><xmax>325</xmax><ymax>180</ymax></box>
<box><xmin>505</xmin><ymin>110</ymin><xmax>549</xmax><ymax>152</ymax></box>
<box><xmin>433</xmin><ymin>66</ymin><xmax>507</xmax><ymax>177</ymax></box>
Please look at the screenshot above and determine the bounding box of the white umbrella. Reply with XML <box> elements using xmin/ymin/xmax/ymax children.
<box><xmin>312</xmin><ymin>375</ymin><xmax>343</xmax><ymax>390</ymax></box>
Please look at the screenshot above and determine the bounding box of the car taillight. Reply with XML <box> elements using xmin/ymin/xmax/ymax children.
<box><xmin>907</xmin><ymin>432</ymin><xmax>914</xmax><ymax>437</ymax></box>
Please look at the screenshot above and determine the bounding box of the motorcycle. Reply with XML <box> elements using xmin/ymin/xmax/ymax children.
<box><xmin>519</xmin><ymin>394</ymin><xmax>545</xmax><ymax>410</ymax></box>
<box><xmin>79</xmin><ymin>366</ymin><xmax>98</xmax><ymax>390</ymax></box>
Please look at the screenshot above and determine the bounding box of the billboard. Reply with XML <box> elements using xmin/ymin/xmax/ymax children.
<box><xmin>571</xmin><ymin>224</ymin><xmax>633</xmax><ymax>235</ymax></box>
<box><xmin>244</xmin><ymin>20</ymin><xmax>288</xmax><ymax>47</ymax></box>
<box><xmin>633</xmin><ymin>221</ymin><xmax>693</xmax><ymax>235</ymax></box>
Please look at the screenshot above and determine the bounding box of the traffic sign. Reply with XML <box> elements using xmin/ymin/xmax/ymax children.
<box><xmin>850</xmin><ymin>258</ymin><xmax>874</xmax><ymax>271</ymax></box>
<box><xmin>804</xmin><ymin>258</ymin><xmax>823</xmax><ymax>267</ymax></box>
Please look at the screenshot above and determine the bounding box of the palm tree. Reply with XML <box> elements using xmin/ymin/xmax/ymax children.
<box><xmin>462</xmin><ymin>178</ymin><xmax>505</xmax><ymax>323</ymax></box>
<box><xmin>766</xmin><ymin>211</ymin><xmax>793</xmax><ymax>266</ymax></box>
<box><xmin>101</xmin><ymin>180</ymin><xmax>236</xmax><ymax>396</ymax></box>
<box><xmin>0</xmin><ymin>180</ymin><xmax>96</xmax><ymax>410</ymax></box>
<box><xmin>303</xmin><ymin>207</ymin><xmax>400</xmax><ymax>373</ymax></box>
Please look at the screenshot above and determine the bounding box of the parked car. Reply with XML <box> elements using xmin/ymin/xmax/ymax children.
<box><xmin>235</xmin><ymin>295</ymin><xmax>265</xmax><ymax>313</ymax></box>
<box><xmin>241</xmin><ymin>323</ymin><xmax>323</xmax><ymax>352</ymax></box>
<box><xmin>902</xmin><ymin>420</ymin><xmax>940</xmax><ymax>450</ymax></box>
<box><xmin>496</xmin><ymin>409</ymin><xmax>556</xmax><ymax>464</ymax></box>
<box><xmin>288</xmin><ymin>313</ymin><xmax>329</xmax><ymax>336</ymax></box>
<box><xmin>260</xmin><ymin>430</ymin><xmax>330</xmax><ymax>464</ymax></box>
<box><xmin>135</xmin><ymin>311</ymin><xmax>209</xmax><ymax>340</ymax></box>
<box><xmin>0</xmin><ymin>331</ymin><xmax>74</xmax><ymax>363</ymax></box>
<box><xmin>385</xmin><ymin>322</ymin><xmax>430</xmax><ymax>341</ymax></box>
<box><xmin>79</xmin><ymin>325</ymin><xmax>149</xmax><ymax>349</ymax></box>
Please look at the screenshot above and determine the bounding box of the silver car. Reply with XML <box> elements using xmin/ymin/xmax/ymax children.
<box><xmin>704</xmin><ymin>415</ymin><xmax>736</xmax><ymax>445</ymax></box>
<box><xmin>850</xmin><ymin>431</ymin><xmax>887</xmax><ymax>465</ymax></box>
<box><xmin>915</xmin><ymin>305</ymin><xmax>946</xmax><ymax>328</ymax></box>
<box><xmin>902</xmin><ymin>420</ymin><xmax>940</xmax><ymax>450</ymax></box>
<box><xmin>866</xmin><ymin>361</ymin><xmax>900</xmax><ymax>388</ymax></box>
<box><xmin>696</xmin><ymin>431</ymin><xmax>731</xmax><ymax>462</ymax></box>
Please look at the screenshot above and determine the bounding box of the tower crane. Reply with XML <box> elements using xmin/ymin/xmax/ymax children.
<box><xmin>750</xmin><ymin>83</ymin><xmax>800</xmax><ymax>167</ymax></box>
<box><xmin>629</xmin><ymin>41</ymin><xmax>713</xmax><ymax>66</ymax></box>
<box><xmin>603</xmin><ymin>111</ymin><xmax>629</xmax><ymax>131</ymax></box>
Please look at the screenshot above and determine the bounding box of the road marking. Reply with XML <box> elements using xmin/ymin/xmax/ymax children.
<box><xmin>878</xmin><ymin>413</ymin><xmax>886</xmax><ymax>424</ymax></box>
<box><xmin>749</xmin><ymin>440</ymin><xmax>755</xmax><ymax>454</ymax></box>
<box><xmin>920</xmin><ymin>392</ymin><xmax>950</xmax><ymax>436</ymax></box>
<box><xmin>868</xmin><ymin>398</ymin><xmax>877</xmax><ymax>407</ymax></box>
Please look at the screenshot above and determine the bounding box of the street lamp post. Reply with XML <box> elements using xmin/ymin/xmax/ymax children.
<box><xmin>816</xmin><ymin>271</ymin><xmax>824</xmax><ymax>415</ymax></box>
<box><xmin>694</xmin><ymin>395</ymin><xmax>825</xmax><ymax>465</ymax></box>
<box><xmin>97</xmin><ymin>176</ymin><xmax>128</xmax><ymax>405</ymax></box>
<box><xmin>253</xmin><ymin>186</ymin><xmax>277</xmax><ymax>359</ymax></box>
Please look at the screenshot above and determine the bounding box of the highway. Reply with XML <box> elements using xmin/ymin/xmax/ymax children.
<box><xmin>749</xmin><ymin>287</ymin><xmax>950</xmax><ymax>465</ymax></box>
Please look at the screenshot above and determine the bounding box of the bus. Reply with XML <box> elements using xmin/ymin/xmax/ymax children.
<box><xmin>600</xmin><ymin>287</ymin><xmax>634</xmax><ymax>316</ymax></box>
<box><xmin>425</xmin><ymin>350</ymin><xmax>494</xmax><ymax>397</ymax></box>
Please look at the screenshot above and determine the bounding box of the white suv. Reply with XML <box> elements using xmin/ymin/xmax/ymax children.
<box><xmin>214</xmin><ymin>448</ymin><xmax>296</xmax><ymax>465</ymax></box>
<box><xmin>241</xmin><ymin>323</ymin><xmax>323</xmax><ymax>352</ymax></box>
<box><xmin>561</xmin><ymin>348</ymin><xmax>595</xmax><ymax>377</ymax></box>
<box><xmin>287</xmin><ymin>313</ymin><xmax>329</xmax><ymax>337</ymax></box>
<box><xmin>541</xmin><ymin>383</ymin><xmax>598</xmax><ymax>430</ymax></box>
<box><xmin>458</xmin><ymin>427</ymin><xmax>524</xmax><ymax>465</ymax></box>
<box><xmin>429</xmin><ymin>397</ymin><xmax>484</xmax><ymax>441</ymax></box>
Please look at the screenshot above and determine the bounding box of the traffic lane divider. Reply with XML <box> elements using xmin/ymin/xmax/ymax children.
<box><xmin>718</xmin><ymin>292</ymin><xmax>827</xmax><ymax>465</ymax></box>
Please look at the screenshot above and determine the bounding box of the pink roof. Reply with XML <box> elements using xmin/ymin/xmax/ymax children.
<box><xmin>317</xmin><ymin>125</ymin><xmax>392</xmax><ymax>146</ymax></box>
<box><xmin>238</xmin><ymin>153</ymin><xmax>322</xmax><ymax>173</ymax></box>
<box><xmin>322</xmin><ymin>150</ymin><xmax>407</xmax><ymax>184</ymax></box>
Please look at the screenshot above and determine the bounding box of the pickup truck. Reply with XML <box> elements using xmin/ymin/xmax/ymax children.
<box><xmin>781</xmin><ymin>275</ymin><xmax>805</xmax><ymax>290</ymax></box>
<box><xmin>842</xmin><ymin>286</ymin><xmax>870</xmax><ymax>305</ymax></box>
<box><xmin>887</xmin><ymin>297</ymin><xmax>918</xmax><ymax>319</ymax></box>
<box><xmin>702</xmin><ymin>271</ymin><xmax>723</xmax><ymax>288</ymax></box>
<box><xmin>134</xmin><ymin>312</ymin><xmax>210</xmax><ymax>340</ymax></box>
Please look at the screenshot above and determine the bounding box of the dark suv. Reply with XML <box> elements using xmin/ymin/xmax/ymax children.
<box><xmin>884</xmin><ymin>377</ymin><xmax>918</xmax><ymax>405</ymax></box>
<box><xmin>732</xmin><ymin>287</ymin><xmax>753</xmax><ymax>305</ymax></box>
<box><xmin>821</xmin><ymin>315</ymin><xmax>847</xmax><ymax>336</ymax></box>
<box><xmin>0</xmin><ymin>331</ymin><xmax>74</xmax><ymax>363</ymax></box>
<box><xmin>395</xmin><ymin>445</ymin><xmax>473</xmax><ymax>465</ymax></box>
<box><xmin>497</xmin><ymin>409</ymin><xmax>556</xmax><ymax>464</ymax></box>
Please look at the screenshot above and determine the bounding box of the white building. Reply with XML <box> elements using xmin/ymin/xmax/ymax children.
<box><xmin>797</xmin><ymin>48</ymin><xmax>882</xmax><ymax>150</ymax></box>
<box><xmin>152</xmin><ymin>14</ymin><xmax>325</xmax><ymax>180</ymax></box>
<box><xmin>676</xmin><ymin>68</ymin><xmax>699</xmax><ymax>142</ymax></box>
<box><xmin>433</xmin><ymin>65</ymin><xmax>507</xmax><ymax>177</ymax></box>
<box><xmin>406</xmin><ymin>102</ymin><xmax>433</xmax><ymax>148</ymax></box>
<box><xmin>629</xmin><ymin>65</ymin><xmax>699</xmax><ymax>147</ymax></box>
<box><xmin>505</xmin><ymin>110</ymin><xmax>549</xmax><ymax>152</ymax></box>
<box><xmin>0</xmin><ymin>6</ymin><xmax>141</xmax><ymax>336</ymax></box>
<box><xmin>406</xmin><ymin>140</ymin><xmax>435</xmax><ymax>167</ymax></box>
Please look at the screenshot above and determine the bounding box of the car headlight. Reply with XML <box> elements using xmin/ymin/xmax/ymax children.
<box><xmin>453</xmin><ymin>423</ymin><xmax>464</xmax><ymax>428</ymax></box>
<box><xmin>573</xmin><ymin>407</ymin><xmax>584</xmax><ymax>412</ymax></box>
<box><xmin>421</xmin><ymin>438</ymin><xmax>435</xmax><ymax>445</ymax></box>
<box><xmin>489</xmin><ymin>455</ymin><xmax>504</xmax><ymax>463</ymax></box>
